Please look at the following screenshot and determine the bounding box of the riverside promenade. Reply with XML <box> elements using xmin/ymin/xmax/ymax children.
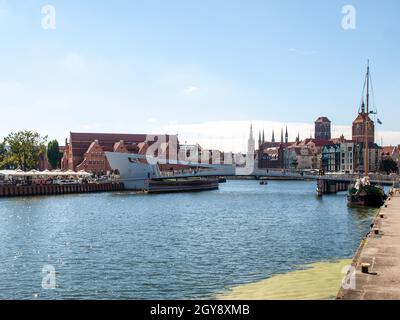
<box><xmin>0</xmin><ymin>182</ymin><xmax>125</xmax><ymax>198</ymax></box>
<box><xmin>338</xmin><ymin>189</ymin><xmax>400</xmax><ymax>299</ymax></box>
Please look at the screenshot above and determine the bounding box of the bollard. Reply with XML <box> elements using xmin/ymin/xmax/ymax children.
<box><xmin>361</xmin><ymin>263</ymin><xmax>371</xmax><ymax>274</ymax></box>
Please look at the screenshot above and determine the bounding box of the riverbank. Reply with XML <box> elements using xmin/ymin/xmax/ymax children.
<box><xmin>216</xmin><ymin>259</ymin><xmax>351</xmax><ymax>300</ymax></box>
<box><xmin>0</xmin><ymin>182</ymin><xmax>124</xmax><ymax>198</ymax></box>
<box><xmin>337</xmin><ymin>188</ymin><xmax>400</xmax><ymax>299</ymax></box>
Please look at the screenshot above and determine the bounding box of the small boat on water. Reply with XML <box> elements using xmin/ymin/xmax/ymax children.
<box><xmin>147</xmin><ymin>177</ymin><xmax>219</xmax><ymax>193</ymax></box>
<box><xmin>218</xmin><ymin>177</ymin><xmax>227</xmax><ymax>183</ymax></box>
<box><xmin>347</xmin><ymin>62</ymin><xmax>386</xmax><ymax>208</ymax></box>
<box><xmin>259</xmin><ymin>181</ymin><xmax>268</xmax><ymax>185</ymax></box>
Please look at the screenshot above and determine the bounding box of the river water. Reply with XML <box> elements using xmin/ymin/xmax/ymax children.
<box><xmin>0</xmin><ymin>180</ymin><xmax>377</xmax><ymax>300</ymax></box>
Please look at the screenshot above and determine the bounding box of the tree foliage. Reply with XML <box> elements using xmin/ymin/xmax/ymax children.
<box><xmin>381</xmin><ymin>158</ymin><xmax>399</xmax><ymax>174</ymax></box>
<box><xmin>47</xmin><ymin>140</ymin><xmax>60</xmax><ymax>169</ymax></box>
<box><xmin>0</xmin><ymin>141</ymin><xmax>6</xmax><ymax>167</ymax></box>
<box><xmin>3</xmin><ymin>131</ymin><xmax>47</xmax><ymax>171</ymax></box>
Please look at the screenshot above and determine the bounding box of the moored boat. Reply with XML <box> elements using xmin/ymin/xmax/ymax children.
<box><xmin>347</xmin><ymin>177</ymin><xmax>386</xmax><ymax>208</ymax></box>
<box><xmin>147</xmin><ymin>177</ymin><xmax>219</xmax><ymax>193</ymax></box>
<box><xmin>218</xmin><ymin>177</ymin><xmax>227</xmax><ymax>183</ymax></box>
<box><xmin>347</xmin><ymin>62</ymin><xmax>386</xmax><ymax>208</ymax></box>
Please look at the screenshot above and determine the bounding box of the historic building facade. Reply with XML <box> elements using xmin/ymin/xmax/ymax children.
<box><xmin>284</xmin><ymin>138</ymin><xmax>333</xmax><ymax>170</ymax></box>
<box><xmin>321</xmin><ymin>137</ymin><xmax>355</xmax><ymax>173</ymax></box>
<box><xmin>257</xmin><ymin>127</ymin><xmax>292</xmax><ymax>169</ymax></box>
<box><xmin>61</xmin><ymin>132</ymin><xmax>179</xmax><ymax>175</ymax></box>
<box><xmin>322</xmin><ymin>144</ymin><xmax>341</xmax><ymax>173</ymax></box>
<box><xmin>353</xmin><ymin>143</ymin><xmax>382</xmax><ymax>173</ymax></box>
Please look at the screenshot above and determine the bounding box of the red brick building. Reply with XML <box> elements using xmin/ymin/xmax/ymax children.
<box><xmin>352</xmin><ymin>112</ymin><xmax>375</xmax><ymax>144</ymax></box>
<box><xmin>315</xmin><ymin>117</ymin><xmax>331</xmax><ymax>141</ymax></box>
<box><xmin>61</xmin><ymin>132</ymin><xmax>178</xmax><ymax>175</ymax></box>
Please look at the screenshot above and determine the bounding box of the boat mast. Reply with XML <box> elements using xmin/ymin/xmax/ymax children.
<box><xmin>364</xmin><ymin>61</ymin><xmax>370</xmax><ymax>176</ymax></box>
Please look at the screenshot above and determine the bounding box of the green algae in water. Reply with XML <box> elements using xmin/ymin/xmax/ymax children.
<box><xmin>216</xmin><ymin>259</ymin><xmax>352</xmax><ymax>300</ymax></box>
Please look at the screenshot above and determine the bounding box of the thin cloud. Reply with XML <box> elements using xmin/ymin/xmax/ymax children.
<box><xmin>184</xmin><ymin>86</ymin><xmax>199</xmax><ymax>94</ymax></box>
<box><xmin>147</xmin><ymin>118</ymin><xmax>159</xmax><ymax>124</ymax></box>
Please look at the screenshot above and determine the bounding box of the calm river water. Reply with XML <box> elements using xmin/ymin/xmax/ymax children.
<box><xmin>0</xmin><ymin>180</ymin><xmax>377</xmax><ymax>300</ymax></box>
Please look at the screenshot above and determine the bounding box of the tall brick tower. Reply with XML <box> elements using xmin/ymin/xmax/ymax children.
<box><xmin>314</xmin><ymin>117</ymin><xmax>331</xmax><ymax>141</ymax></box>
<box><xmin>352</xmin><ymin>102</ymin><xmax>375</xmax><ymax>144</ymax></box>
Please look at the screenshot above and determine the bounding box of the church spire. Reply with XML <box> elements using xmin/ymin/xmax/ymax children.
<box><xmin>248</xmin><ymin>123</ymin><xmax>255</xmax><ymax>154</ymax></box>
<box><xmin>280</xmin><ymin>128</ymin><xmax>284</xmax><ymax>143</ymax></box>
<box><xmin>262</xmin><ymin>130</ymin><xmax>265</xmax><ymax>144</ymax></box>
<box><xmin>271</xmin><ymin>130</ymin><xmax>275</xmax><ymax>143</ymax></box>
<box><xmin>361</xmin><ymin>100</ymin><xmax>366</xmax><ymax>114</ymax></box>
<box><xmin>258</xmin><ymin>131</ymin><xmax>261</xmax><ymax>147</ymax></box>
<box><xmin>285</xmin><ymin>126</ymin><xmax>288</xmax><ymax>143</ymax></box>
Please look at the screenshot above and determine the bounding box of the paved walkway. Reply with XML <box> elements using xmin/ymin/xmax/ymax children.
<box><xmin>338</xmin><ymin>189</ymin><xmax>400</xmax><ymax>299</ymax></box>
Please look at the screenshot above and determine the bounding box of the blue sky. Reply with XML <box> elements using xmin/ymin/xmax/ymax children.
<box><xmin>1</xmin><ymin>0</ymin><xmax>399</xmax><ymax>151</ymax></box>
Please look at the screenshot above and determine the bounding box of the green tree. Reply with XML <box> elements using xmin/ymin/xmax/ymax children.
<box><xmin>3</xmin><ymin>131</ymin><xmax>47</xmax><ymax>171</ymax></box>
<box><xmin>0</xmin><ymin>140</ymin><xmax>6</xmax><ymax>168</ymax></box>
<box><xmin>381</xmin><ymin>158</ymin><xmax>399</xmax><ymax>174</ymax></box>
<box><xmin>47</xmin><ymin>140</ymin><xmax>60</xmax><ymax>169</ymax></box>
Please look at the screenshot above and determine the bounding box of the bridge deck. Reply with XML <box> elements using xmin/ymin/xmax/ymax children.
<box><xmin>156</xmin><ymin>170</ymin><xmax>397</xmax><ymax>186</ymax></box>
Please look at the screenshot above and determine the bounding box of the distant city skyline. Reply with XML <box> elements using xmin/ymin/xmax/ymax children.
<box><xmin>1</xmin><ymin>0</ymin><xmax>400</xmax><ymax>152</ymax></box>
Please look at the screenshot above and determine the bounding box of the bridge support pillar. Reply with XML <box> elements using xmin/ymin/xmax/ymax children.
<box><xmin>317</xmin><ymin>179</ymin><xmax>325</xmax><ymax>196</ymax></box>
<box><xmin>317</xmin><ymin>179</ymin><xmax>352</xmax><ymax>196</ymax></box>
<box><xmin>317</xmin><ymin>179</ymin><xmax>339</xmax><ymax>195</ymax></box>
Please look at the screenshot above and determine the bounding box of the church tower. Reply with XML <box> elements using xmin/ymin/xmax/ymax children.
<box><xmin>315</xmin><ymin>117</ymin><xmax>331</xmax><ymax>140</ymax></box>
<box><xmin>248</xmin><ymin>124</ymin><xmax>255</xmax><ymax>154</ymax></box>
<box><xmin>285</xmin><ymin>126</ymin><xmax>288</xmax><ymax>143</ymax></box>
<box><xmin>352</xmin><ymin>101</ymin><xmax>375</xmax><ymax>144</ymax></box>
<box><xmin>271</xmin><ymin>130</ymin><xmax>275</xmax><ymax>143</ymax></box>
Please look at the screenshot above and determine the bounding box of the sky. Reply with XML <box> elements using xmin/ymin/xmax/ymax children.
<box><xmin>0</xmin><ymin>0</ymin><xmax>400</xmax><ymax>152</ymax></box>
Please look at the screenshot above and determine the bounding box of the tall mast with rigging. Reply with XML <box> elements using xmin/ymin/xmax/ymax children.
<box><xmin>347</xmin><ymin>61</ymin><xmax>386</xmax><ymax>208</ymax></box>
<box><xmin>364</xmin><ymin>61</ymin><xmax>370</xmax><ymax>176</ymax></box>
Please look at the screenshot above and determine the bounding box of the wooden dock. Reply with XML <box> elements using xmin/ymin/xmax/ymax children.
<box><xmin>0</xmin><ymin>182</ymin><xmax>125</xmax><ymax>198</ymax></box>
<box><xmin>338</xmin><ymin>188</ymin><xmax>400</xmax><ymax>299</ymax></box>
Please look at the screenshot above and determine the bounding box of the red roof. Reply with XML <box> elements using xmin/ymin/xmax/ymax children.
<box><xmin>353</xmin><ymin>113</ymin><xmax>373</xmax><ymax>124</ymax></box>
<box><xmin>68</xmin><ymin>132</ymin><xmax>178</xmax><ymax>160</ymax></box>
<box><xmin>298</xmin><ymin>138</ymin><xmax>334</xmax><ymax>147</ymax></box>
<box><xmin>381</xmin><ymin>146</ymin><xmax>397</xmax><ymax>156</ymax></box>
